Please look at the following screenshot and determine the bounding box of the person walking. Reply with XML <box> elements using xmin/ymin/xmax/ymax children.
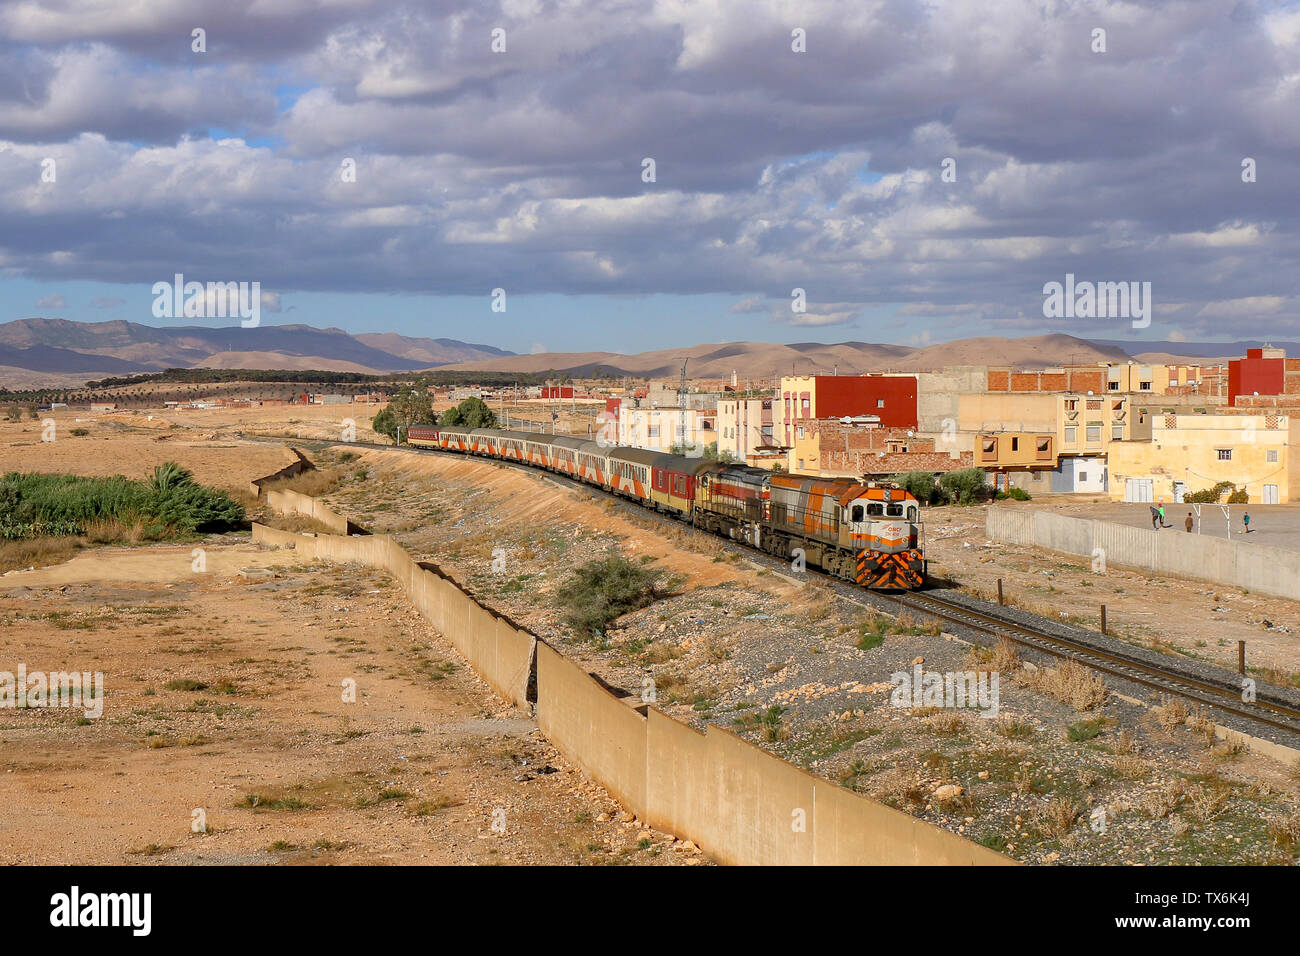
<box><xmin>1243</xmin><ymin>511</ymin><xmax>1252</xmax><ymax>534</ymax></box>
<box><xmin>1158</xmin><ymin>502</ymin><xmax>1170</xmax><ymax>528</ymax></box>
<box><xmin>1185</xmin><ymin>512</ymin><xmax>1194</xmax><ymax>532</ymax></box>
<box><xmin>1150</xmin><ymin>505</ymin><xmax>1160</xmax><ymax>529</ymax></box>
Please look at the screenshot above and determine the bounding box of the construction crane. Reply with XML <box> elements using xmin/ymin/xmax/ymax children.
<box><xmin>678</xmin><ymin>357</ymin><xmax>689</xmax><ymax>408</ymax></box>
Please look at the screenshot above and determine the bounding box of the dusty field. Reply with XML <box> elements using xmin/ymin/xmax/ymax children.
<box><xmin>0</xmin><ymin>412</ymin><xmax>298</xmax><ymax>495</ymax></box>
<box><xmin>314</xmin><ymin>444</ymin><xmax>1300</xmax><ymax>865</ymax></box>
<box><xmin>0</xmin><ymin>543</ymin><xmax>696</xmax><ymax>865</ymax></box>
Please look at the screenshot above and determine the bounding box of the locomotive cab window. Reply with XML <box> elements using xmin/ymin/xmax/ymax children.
<box><xmin>867</xmin><ymin>502</ymin><xmax>884</xmax><ymax>516</ymax></box>
<box><xmin>850</xmin><ymin>504</ymin><xmax>865</xmax><ymax>523</ymax></box>
<box><xmin>886</xmin><ymin>503</ymin><xmax>903</xmax><ymax>517</ymax></box>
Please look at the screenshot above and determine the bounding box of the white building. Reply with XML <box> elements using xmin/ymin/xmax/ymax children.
<box><xmin>617</xmin><ymin>406</ymin><xmax>718</xmax><ymax>454</ymax></box>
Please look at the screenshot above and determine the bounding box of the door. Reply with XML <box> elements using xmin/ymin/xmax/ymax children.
<box><xmin>1264</xmin><ymin>484</ymin><xmax>1279</xmax><ymax>504</ymax></box>
<box><xmin>1125</xmin><ymin>478</ymin><xmax>1153</xmax><ymax>503</ymax></box>
<box><xmin>1173</xmin><ymin>481</ymin><xmax>1186</xmax><ymax>503</ymax></box>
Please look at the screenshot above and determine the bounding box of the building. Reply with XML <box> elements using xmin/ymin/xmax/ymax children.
<box><xmin>644</xmin><ymin>383</ymin><xmax>722</xmax><ymax>411</ymax></box>
<box><xmin>717</xmin><ymin>398</ymin><xmax>781</xmax><ymax>465</ymax></box>
<box><xmin>617</xmin><ymin>405</ymin><xmax>718</xmax><ymax>454</ymax></box>
<box><xmin>779</xmin><ymin>374</ymin><xmax>918</xmax><ymax>473</ymax></box>
<box><xmin>540</xmin><ymin>385</ymin><xmax>575</xmax><ymax>400</ymax></box>
<box><xmin>1108</xmin><ymin>410</ymin><xmax>1293</xmax><ymax>503</ymax></box>
<box><xmin>1227</xmin><ymin>347</ymin><xmax>1300</xmax><ymax>404</ymax></box>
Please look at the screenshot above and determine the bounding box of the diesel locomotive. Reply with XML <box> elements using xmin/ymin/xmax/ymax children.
<box><xmin>404</xmin><ymin>425</ymin><xmax>925</xmax><ymax>589</ymax></box>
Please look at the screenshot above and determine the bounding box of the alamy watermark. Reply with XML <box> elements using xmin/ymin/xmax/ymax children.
<box><xmin>1042</xmin><ymin>273</ymin><xmax>1151</xmax><ymax>329</ymax></box>
<box><xmin>0</xmin><ymin>665</ymin><xmax>103</xmax><ymax>718</ymax></box>
<box><xmin>152</xmin><ymin>273</ymin><xmax>261</xmax><ymax>328</ymax></box>
<box><xmin>890</xmin><ymin>663</ymin><xmax>999</xmax><ymax>718</ymax></box>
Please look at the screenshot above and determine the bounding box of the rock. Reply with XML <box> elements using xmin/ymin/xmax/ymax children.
<box><xmin>977</xmin><ymin>770</ymin><xmax>989</xmax><ymax>780</ymax></box>
<box><xmin>911</xmin><ymin>656</ymin><xmax>925</xmax><ymax>666</ymax></box>
<box><xmin>932</xmin><ymin>784</ymin><xmax>964</xmax><ymax>803</ymax></box>
<box><xmin>617</xmin><ymin>810</ymin><xmax>635</xmax><ymax>823</ymax></box>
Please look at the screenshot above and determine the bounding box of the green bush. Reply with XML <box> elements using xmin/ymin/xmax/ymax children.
<box><xmin>553</xmin><ymin>552</ymin><xmax>675</xmax><ymax>638</ymax></box>
<box><xmin>995</xmin><ymin>487</ymin><xmax>1031</xmax><ymax>501</ymax></box>
<box><xmin>1185</xmin><ymin>481</ymin><xmax>1236</xmax><ymax>504</ymax></box>
<box><xmin>1227</xmin><ymin>489</ymin><xmax>1249</xmax><ymax>504</ymax></box>
<box><xmin>891</xmin><ymin>471</ymin><xmax>939</xmax><ymax>504</ymax></box>
<box><xmin>938</xmin><ymin>467</ymin><xmax>991</xmax><ymax>505</ymax></box>
<box><xmin>0</xmin><ymin>464</ymin><xmax>244</xmax><ymax>540</ymax></box>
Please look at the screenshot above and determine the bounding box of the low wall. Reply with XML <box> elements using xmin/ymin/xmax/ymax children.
<box><xmin>987</xmin><ymin>506</ymin><xmax>1300</xmax><ymax>602</ymax></box>
<box><xmin>248</xmin><ymin>447</ymin><xmax>312</xmax><ymax>498</ymax></box>
<box><xmin>263</xmin><ymin>487</ymin><xmax>351</xmax><ymax>536</ymax></box>
<box><xmin>252</xmin><ymin>487</ymin><xmax>1010</xmax><ymax>864</ymax></box>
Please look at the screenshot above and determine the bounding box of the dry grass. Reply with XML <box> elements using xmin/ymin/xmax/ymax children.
<box><xmin>922</xmin><ymin>712</ymin><xmax>968</xmax><ymax>736</ymax></box>
<box><xmin>1036</xmin><ymin>797</ymin><xmax>1081</xmax><ymax>838</ymax></box>
<box><xmin>0</xmin><ymin>536</ymin><xmax>84</xmax><ymax>573</ymax></box>
<box><xmin>1150</xmin><ymin>697</ymin><xmax>1191</xmax><ymax>732</ymax></box>
<box><xmin>1018</xmin><ymin>659</ymin><xmax>1108</xmax><ymax>711</ymax></box>
<box><xmin>261</xmin><ymin>468</ymin><xmax>340</xmax><ymax>497</ymax></box>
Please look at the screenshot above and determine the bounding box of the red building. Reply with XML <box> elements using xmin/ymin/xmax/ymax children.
<box><xmin>782</xmin><ymin>374</ymin><xmax>918</xmax><ymax>431</ymax></box>
<box><xmin>1228</xmin><ymin>348</ymin><xmax>1286</xmax><ymax>405</ymax></box>
<box><xmin>542</xmin><ymin>385</ymin><xmax>575</xmax><ymax>399</ymax></box>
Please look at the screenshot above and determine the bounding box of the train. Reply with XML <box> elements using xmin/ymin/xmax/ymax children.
<box><xmin>403</xmin><ymin>425</ymin><xmax>926</xmax><ymax>589</ymax></box>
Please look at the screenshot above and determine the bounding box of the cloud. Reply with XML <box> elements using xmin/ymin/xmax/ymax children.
<box><xmin>35</xmin><ymin>293</ymin><xmax>65</xmax><ymax>310</ymax></box>
<box><xmin>90</xmin><ymin>296</ymin><xmax>125</xmax><ymax>308</ymax></box>
<box><xmin>729</xmin><ymin>295</ymin><xmax>764</xmax><ymax>313</ymax></box>
<box><xmin>0</xmin><ymin>1</ymin><xmax>1298</xmax><ymax>340</ymax></box>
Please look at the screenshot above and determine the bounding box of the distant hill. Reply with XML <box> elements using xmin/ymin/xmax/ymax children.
<box><xmin>435</xmin><ymin>334</ymin><xmax>1132</xmax><ymax>378</ymax></box>
<box><xmin>0</xmin><ymin>318</ymin><xmax>512</xmax><ymax>381</ymax></box>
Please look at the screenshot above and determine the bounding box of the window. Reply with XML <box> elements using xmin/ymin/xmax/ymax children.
<box><xmin>1112</xmin><ymin>426</ymin><xmax>1124</xmax><ymax>440</ymax></box>
<box><xmin>876</xmin><ymin>399</ymin><xmax>885</xmax><ymax>408</ymax></box>
<box><xmin>1078</xmin><ymin>472</ymin><xmax>1088</xmax><ymax>482</ymax></box>
<box><xmin>1086</xmin><ymin>426</ymin><xmax>1101</xmax><ymax>442</ymax></box>
<box><xmin>797</xmin><ymin>459</ymin><xmax>804</xmax><ymax>469</ymax></box>
<box><xmin>1217</xmin><ymin>448</ymin><xmax>1232</xmax><ymax>461</ymax></box>
<box><xmin>1065</xmin><ymin>427</ymin><xmax>1077</xmax><ymax>443</ymax></box>
<box><xmin>850</xmin><ymin>505</ymin><xmax>864</xmax><ymax>522</ymax></box>
<box><xmin>886</xmin><ymin>503</ymin><xmax>903</xmax><ymax>517</ymax></box>
<box><xmin>867</xmin><ymin>502</ymin><xmax>884</xmax><ymax>516</ymax></box>
<box><xmin>1065</xmin><ymin>399</ymin><xmax>1078</xmax><ymax>412</ymax></box>
<box><xmin>801</xmin><ymin>398</ymin><xmax>810</xmax><ymax>418</ymax></box>
<box><xmin>1268</xmin><ymin>449</ymin><xmax>1279</xmax><ymax>462</ymax></box>
<box><xmin>797</xmin><ymin>426</ymin><xmax>805</xmax><ymax>440</ymax></box>
<box><xmin>1108</xmin><ymin>381</ymin><xmax>1119</xmax><ymax>390</ymax></box>
<box><xmin>1011</xmin><ymin>437</ymin><xmax>1019</xmax><ymax>451</ymax></box>
<box><xmin>1139</xmin><ymin>381</ymin><xmax>1152</xmax><ymax>391</ymax></box>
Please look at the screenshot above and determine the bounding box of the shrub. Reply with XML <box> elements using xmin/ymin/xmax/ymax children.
<box><xmin>0</xmin><ymin>465</ymin><xmax>244</xmax><ymax>540</ymax></box>
<box><xmin>553</xmin><ymin>552</ymin><xmax>675</xmax><ymax>637</ymax></box>
<box><xmin>938</xmin><ymin>467</ymin><xmax>991</xmax><ymax>505</ymax></box>
<box><xmin>892</xmin><ymin>471</ymin><xmax>938</xmax><ymax>504</ymax></box>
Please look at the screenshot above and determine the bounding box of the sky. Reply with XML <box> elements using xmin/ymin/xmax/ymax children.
<box><xmin>2</xmin><ymin>0</ymin><xmax>1300</xmax><ymax>356</ymax></box>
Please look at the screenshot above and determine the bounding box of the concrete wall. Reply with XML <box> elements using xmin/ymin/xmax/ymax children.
<box><xmin>252</xmin><ymin>477</ymin><xmax>1010</xmax><ymax>865</ymax></box>
<box><xmin>987</xmin><ymin>506</ymin><xmax>1300</xmax><ymax>601</ymax></box>
<box><xmin>248</xmin><ymin>447</ymin><xmax>312</xmax><ymax>497</ymax></box>
<box><xmin>263</xmin><ymin>488</ymin><xmax>351</xmax><ymax>535</ymax></box>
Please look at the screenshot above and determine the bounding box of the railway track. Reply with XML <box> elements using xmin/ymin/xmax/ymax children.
<box><xmin>248</xmin><ymin>433</ymin><xmax>1300</xmax><ymax>741</ymax></box>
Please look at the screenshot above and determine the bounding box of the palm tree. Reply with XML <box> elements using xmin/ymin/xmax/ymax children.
<box><xmin>150</xmin><ymin>462</ymin><xmax>195</xmax><ymax>496</ymax></box>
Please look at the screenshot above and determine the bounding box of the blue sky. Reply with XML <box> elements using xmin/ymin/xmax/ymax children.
<box><xmin>3</xmin><ymin>0</ymin><xmax>1300</xmax><ymax>355</ymax></box>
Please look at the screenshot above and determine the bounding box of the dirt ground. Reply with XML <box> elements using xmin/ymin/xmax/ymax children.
<box><xmin>0</xmin><ymin>543</ymin><xmax>697</xmax><ymax>865</ymax></box>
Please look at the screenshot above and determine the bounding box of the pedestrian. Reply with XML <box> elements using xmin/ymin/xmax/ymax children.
<box><xmin>1150</xmin><ymin>505</ymin><xmax>1159</xmax><ymax>529</ymax></box>
<box><xmin>1158</xmin><ymin>502</ymin><xmax>1170</xmax><ymax>528</ymax></box>
<box><xmin>1243</xmin><ymin>511</ymin><xmax>1252</xmax><ymax>534</ymax></box>
<box><xmin>1185</xmin><ymin>512</ymin><xmax>1193</xmax><ymax>533</ymax></box>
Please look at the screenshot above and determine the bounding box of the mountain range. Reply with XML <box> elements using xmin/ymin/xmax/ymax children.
<box><xmin>0</xmin><ymin>318</ymin><xmax>1269</xmax><ymax>387</ymax></box>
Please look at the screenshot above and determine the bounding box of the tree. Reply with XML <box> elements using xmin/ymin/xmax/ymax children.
<box><xmin>892</xmin><ymin>471</ymin><xmax>939</xmax><ymax>504</ymax></box>
<box><xmin>440</xmin><ymin>397</ymin><xmax>497</xmax><ymax>429</ymax></box>
<box><xmin>372</xmin><ymin>385</ymin><xmax>436</xmax><ymax>443</ymax></box>
<box><xmin>938</xmin><ymin>467</ymin><xmax>990</xmax><ymax>505</ymax></box>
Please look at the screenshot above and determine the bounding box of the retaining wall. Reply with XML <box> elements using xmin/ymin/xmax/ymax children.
<box><xmin>251</xmin><ymin>491</ymin><xmax>1009</xmax><ymax>864</ymax></box>
<box><xmin>987</xmin><ymin>506</ymin><xmax>1300</xmax><ymax>602</ymax></box>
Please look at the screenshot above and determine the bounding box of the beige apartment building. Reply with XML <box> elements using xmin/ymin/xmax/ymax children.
<box><xmin>717</xmin><ymin>398</ymin><xmax>782</xmax><ymax>465</ymax></box>
<box><xmin>1108</xmin><ymin>410</ymin><xmax>1294</xmax><ymax>503</ymax></box>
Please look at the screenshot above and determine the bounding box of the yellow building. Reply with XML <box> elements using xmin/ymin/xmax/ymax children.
<box><xmin>1103</xmin><ymin>362</ymin><xmax>1205</xmax><ymax>395</ymax></box>
<box><xmin>1107</xmin><ymin>411</ymin><xmax>1293</xmax><ymax>503</ymax></box>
